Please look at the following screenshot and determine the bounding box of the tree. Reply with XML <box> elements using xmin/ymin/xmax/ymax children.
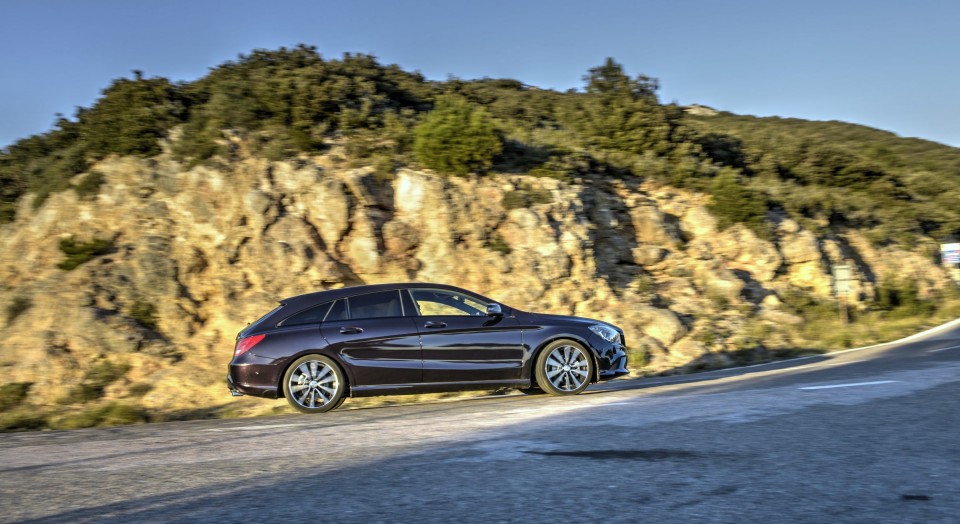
<box><xmin>564</xmin><ymin>58</ymin><xmax>681</xmax><ymax>156</ymax></box>
<box><xmin>79</xmin><ymin>74</ymin><xmax>184</xmax><ymax>158</ymax></box>
<box><xmin>413</xmin><ymin>95</ymin><xmax>502</xmax><ymax>176</ymax></box>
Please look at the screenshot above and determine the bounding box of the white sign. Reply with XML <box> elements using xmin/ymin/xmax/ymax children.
<box><xmin>833</xmin><ymin>264</ymin><xmax>852</xmax><ymax>297</ymax></box>
<box><xmin>943</xmin><ymin>243</ymin><xmax>960</xmax><ymax>265</ymax></box>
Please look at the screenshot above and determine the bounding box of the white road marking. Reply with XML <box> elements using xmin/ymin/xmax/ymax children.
<box><xmin>204</xmin><ymin>423</ymin><xmax>306</xmax><ymax>432</ymax></box>
<box><xmin>928</xmin><ymin>344</ymin><xmax>960</xmax><ymax>353</ymax></box>
<box><xmin>799</xmin><ymin>380</ymin><xmax>900</xmax><ymax>391</ymax></box>
<box><xmin>827</xmin><ymin>360</ymin><xmax>864</xmax><ymax>366</ymax></box>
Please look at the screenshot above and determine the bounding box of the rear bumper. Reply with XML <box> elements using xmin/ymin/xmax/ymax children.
<box><xmin>226</xmin><ymin>373</ymin><xmax>244</xmax><ymax>396</ymax></box>
<box><xmin>227</xmin><ymin>358</ymin><xmax>281</xmax><ymax>399</ymax></box>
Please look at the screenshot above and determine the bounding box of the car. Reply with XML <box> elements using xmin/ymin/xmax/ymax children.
<box><xmin>227</xmin><ymin>283</ymin><xmax>628</xmax><ymax>413</ymax></box>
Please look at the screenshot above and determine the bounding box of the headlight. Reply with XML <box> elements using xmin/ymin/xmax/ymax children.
<box><xmin>589</xmin><ymin>324</ymin><xmax>620</xmax><ymax>343</ymax></box>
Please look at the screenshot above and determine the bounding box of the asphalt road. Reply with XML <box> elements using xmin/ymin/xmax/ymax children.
<box><xmin>3</xmin><ymin>321</ymin><xmax>960</xmax><ymax>523</ymax></box>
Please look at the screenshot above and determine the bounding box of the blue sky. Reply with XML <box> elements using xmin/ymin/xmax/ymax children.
<box><xmin>1</xmin><ymin>0</ymin><xmax>958</xmax><ymax>147</ymax></box>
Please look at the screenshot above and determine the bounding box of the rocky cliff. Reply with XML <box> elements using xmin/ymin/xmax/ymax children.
<box><xmin>0</xmin><ymin>145</ymin><xmax>953</xmax><ymax>424</ymax></box>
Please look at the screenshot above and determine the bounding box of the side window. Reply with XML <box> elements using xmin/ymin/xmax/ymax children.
<box><xmin>281</xmin><ymin>302</ymin><xmax>332</xmax><ymax>327</ymax></box>
<box><xmin>411</xmin><ymin>289</ymin><xmax>487</xmax><ymax>316</ymax></box>
<box><xmin>347</xmin><ymin>291</ymin><xmax>403</xmax><ymax>320</ymax></box>
<box><xmin>325</xmin><ymin>300</ymin><xmax>348</xmax><ymax>322</ymax></box>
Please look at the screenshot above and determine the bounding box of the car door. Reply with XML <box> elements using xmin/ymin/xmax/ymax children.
<box><xmin>409</xmin><ymin>288</ymin><xmax>524</xmax><ymax>383</ymax></box>
<box><xmin>320</xmin><ymin>290</ymin><xmax>422</xmax><ymax>386</ymax></box>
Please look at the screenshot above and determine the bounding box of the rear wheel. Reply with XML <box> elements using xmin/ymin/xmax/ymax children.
<box><xmin>534</xmin><ymin>340</ymin><xmax>593</xmax><ymax>395</ymax></box>
<box><xmin>282</xmin><ymin>355</ymin><xmax>346</xmax><ymax>413</ymax></box>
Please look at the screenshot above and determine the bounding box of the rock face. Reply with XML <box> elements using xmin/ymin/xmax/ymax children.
<box><xmin>0</xmin><ymin>150</ymin><xmax>953</xmax><ymax>418</ymax></box>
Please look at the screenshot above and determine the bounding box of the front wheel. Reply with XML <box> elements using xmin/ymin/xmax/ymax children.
<box><xmin>534</xmin><ymin>340</ymin><xmax>593</xmax><ymax>395</ymax></box>
<box><xmin>282</xmin><ymin>355</ymin><xmax>346</xmax><ymax>413</ymax></box>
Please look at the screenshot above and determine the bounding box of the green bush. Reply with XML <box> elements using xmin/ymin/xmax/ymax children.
<box><xmin>52</xmin><ymin>402</ymin><xmax>148</xmax><ymax>430</ymax></box>
<box><xmin>56</xmin><ymin>237</ymin><xmax>113</xmax><ymax>270</ymax></box>
<box><xmin>129</xmin><ymin>300</ymin><xmax>159</xmax><ymax>330</ymax></box>
<box><xmin>126</xmin><ymin>383</ymin><xmax>153</xmax><ymax>398</ymax></box>
<box><xmin>79</xmin><ymin>73</ymin><xmax>184</xmax><ymax>158</ymax></box>
<box><xmin>61</xmin><ymin>361</ymin><xmax>131</xmax><ymax>404</ymax></box>
<box><xmin>0</xmin><ymin>411</ymin><xmax>47</xmax><ymax>432</ymax></box>
<box><xmin>875</xmin><ymin>278</ymin><xmax>936</xmax><ymax>318</ymax></box>
<box><xmin>73</xmin><ymin>171</ymin><xmax>105</xmax><ymax>199</ymax></box>
<box><xmin>413</xmin><ymin>94</ymin><xmax>502</xmax><ymax>176</ymax></box>
<box><xmin>502</xmin><ymin>186</ymin><xmax>553</xmax><ymax>210</ymax></box>
<box><xmin>0</xmin><ymin>383</ymin><xmax>32</xmax><ymax>412</ymax></box>
<box><xmin>5</xmin><ymin>296</ymin><xmax>31</xmax><ymax>324</ymax></box>
<box><xmin>485</xmin><ymin>233</ymin><xmax>511</xmax><ymax>255</ymax></box>
<box><xmin>706</xmin><ymin>168</ymin><xmax>769</xmax><ymax>236</ymax></box>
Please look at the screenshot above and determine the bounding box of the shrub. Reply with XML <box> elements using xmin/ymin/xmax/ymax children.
<box><xmin>129</xmin><ymin>300</ymin><xmax>159</xmax><ymax>331</ymax></box>
<box><xmin>0</xmin><ymin>411</ymin><xmax>47</xmax><ymax>432</ymax></box>
<box><xmin>0</xmin><ymin>383</ymin><xmax>32</xmax><ymax>412</ymax></box>
<box><xmin>61</xmin><ymin>361</ymin><xmax>131</xmax><ymax>404</ymax></box>
<box><xmin>127</xmin><ymin>383</ymin><xmax>153</xmax><ymax>397</ymax></box>
<box><xmin>485</xmin><ymin>233</ymin><xmax>511</xmax><ymax>255</ymax></box>
<box><xmin>56</xmin><ymin>237</ymin><xmax>113</xmax><ymax>270</ymax></box>
<box><xmin>502</xmin><ymin>186</ymin><xmax>553</xmax><ymax>210</ymax></box>
<box><xmin>706</xmin><ymin>168</ymin><xmax>769</xmax><ymax>236</ymax></box>
<box><xmin>413</xmin><ymin>94</ymin><xmax>502</xmax><ymax>176</ymax></box>
<box><xmin>52</xmin><ymin>402</ymin><xmax>148</xmax><ymax>430</ymax></box>
<box><xmin>5</xmin><ymin>296</ymin><xmax>31</xmax><ymax>324</ymax></box>
<box><xmin>874</xmin><ymin>278</ymin><xmax>936</xmax><ymax>318</ymax></box>
<box><xmin>73</xmin><ymin>171</ymin><xmax>105</xmax><ymax>199</ymax></box>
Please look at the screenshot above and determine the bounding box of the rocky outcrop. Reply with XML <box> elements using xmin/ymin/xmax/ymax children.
<box><xmin>0</xmin><ymin>149</ymin><xmax>953</xmax><ymax>419</ymax></box>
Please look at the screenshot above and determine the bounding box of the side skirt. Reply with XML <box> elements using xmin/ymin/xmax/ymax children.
<box><xmin>350</xmin><ymin>379</ymin><xmax>531</xmax><ymax>398</ymax></box>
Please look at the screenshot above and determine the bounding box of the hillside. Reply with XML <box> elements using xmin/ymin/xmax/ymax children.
<box><xmin>1</xmin><ymin>46</ymin><xmax>958</xmax><ymax>430</ymax></box>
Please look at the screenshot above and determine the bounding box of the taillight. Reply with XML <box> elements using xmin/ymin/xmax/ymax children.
<box><xmin>234</xmin><ymin>334</ymin><xmax>265</xmax><ymax>357</ymax></box>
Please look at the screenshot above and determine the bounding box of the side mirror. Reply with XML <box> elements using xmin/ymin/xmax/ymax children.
<box><xmin>486</xmin><ymin>303</ymin><xmax>503</xmax><ymax>317</ymax></box>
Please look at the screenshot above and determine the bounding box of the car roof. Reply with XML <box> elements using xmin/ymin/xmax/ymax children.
<box><xmin>280</xmin><ymin>282</ymin><xmax>487</xmax><ymax>309</ymax></box>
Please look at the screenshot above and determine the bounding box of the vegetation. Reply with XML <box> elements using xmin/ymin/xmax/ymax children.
<box><xmin>485</xmin><ymin>233</ymin><xmax>512</xmax><ymax>255</ymax></box>
<box><xmin>1</xmin><ymin>45</ymin><xmax>957</xmax><ymax>245</ymax></box>
<box><xmin>50</xmin><ymin>402</ymin><xmax>148</xmax><ymax>430</ymax></box>
<box><xmin>0</xmin><ymin>383</ymin><xmax>32</xmax><ymax>412</ymax></box>
<box><xmin>129</xmin><ymin>300</ymin><xmax>159</xmax><ymax>331</ymax></box>
<box><xmin>413</xmin><ymin>94</ymin><xmax>502</xmax><ymax>175</ymax></box>
<box><xmin>502</xmin><ymin>186</ymin><xmax>554</xmax><ymax>210</ymax></box>
<box><xmin>5</xmin><ymin>296</ymin><xmax>31</xmax><ymax>324</ymax></box>
<box><xmin>61</xmin><ymin>360</ymin><xmax>131</xmax><ymax>404</ymax></box>
<box><xmin>73</xmin><ymin>171</ymin><xmax>105</xmax><ymax>199</ymax></box>
<box><xmin>56</xmin><ymin>236</ymin><xmax>113</xmax><ymax>270</ymax></box>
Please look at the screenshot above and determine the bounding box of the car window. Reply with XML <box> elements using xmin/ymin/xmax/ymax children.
<box><xmin>241</xmin><ymin>304</ymin><xmax>283</xmax><ymax>336</ymax></box>
<box><xmin>281</xmin><ymin>302</ymin><xmax>332</xmax><ymax>327</ymax></box>
<box><xmin>325</xmin><ymin>300</ymin><xmax>348</xmax><ymax>322</ymax></box>
<box><xmin>410</xmin><ymin>289</ymin><xmax>487</xmax><ymax>316</ymax></box>
<box><xmin>347</xmin><ymin>290</ymin><xmax>403</xmax><ymax>320</ymax></box>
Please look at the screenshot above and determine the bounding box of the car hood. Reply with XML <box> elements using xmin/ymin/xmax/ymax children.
<box><xmin>528</xmin><ymin>312</ymin><xmax>611</xmax><ymax>327</ymax></box>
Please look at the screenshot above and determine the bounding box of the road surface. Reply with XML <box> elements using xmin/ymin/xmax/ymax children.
<box><xmin>2</xmin><ymin>321</ymin><xmax>960</xmax><ymax>523</ymax></box>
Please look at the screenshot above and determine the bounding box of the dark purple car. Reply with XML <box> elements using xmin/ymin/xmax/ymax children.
<box><xmin>227</xmin><ymin>283</ymin><xmax>628</xmax><ymax>413</ymax></box>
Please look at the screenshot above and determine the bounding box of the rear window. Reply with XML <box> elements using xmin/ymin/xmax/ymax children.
<box><xmin>240</xmin><ymin>305</ymin><xmax>283</xmax><ymax>337</ymax></box>
<box><xmin>280</xmin><ymin>302</ymin><xmax>333</xmax><ymax>327</ymax></box>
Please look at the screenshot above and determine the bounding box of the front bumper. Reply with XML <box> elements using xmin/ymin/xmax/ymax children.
<box><xmin>597</xmin><ymin>342</ymin><xmax>629</xmax><ymax>378</ymax></box>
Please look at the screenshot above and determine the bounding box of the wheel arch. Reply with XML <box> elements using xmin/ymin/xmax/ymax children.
<box><xmin>530</xmin><ymin>335</ymin><xmax>600</xmax><ymax>386</ymax></box>
<box><xmin>276</xmin><ymin>349</ymin><xmax>352</xmax><ymax>399</ymax></box>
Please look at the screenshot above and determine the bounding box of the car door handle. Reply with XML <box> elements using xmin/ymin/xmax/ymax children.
<box><xmin>424</xmin><ymin>321</ymin><xmax>447</xmax><ymax>328</ymax></box>
<box><xmin>339</xmin><ymin>326</ymin><xmax>364</xmax><ymax>334</ymax></box>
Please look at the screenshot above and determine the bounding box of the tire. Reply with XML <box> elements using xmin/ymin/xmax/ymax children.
<box><xmin>281</xmin><ymin>354</ymin><xmax>347</xmax><ymax>413</ymax></box>
<box><xmin>534</xmin><ymin>340</ymin><xmax>593</xmax><ymax>396</ymax></box>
